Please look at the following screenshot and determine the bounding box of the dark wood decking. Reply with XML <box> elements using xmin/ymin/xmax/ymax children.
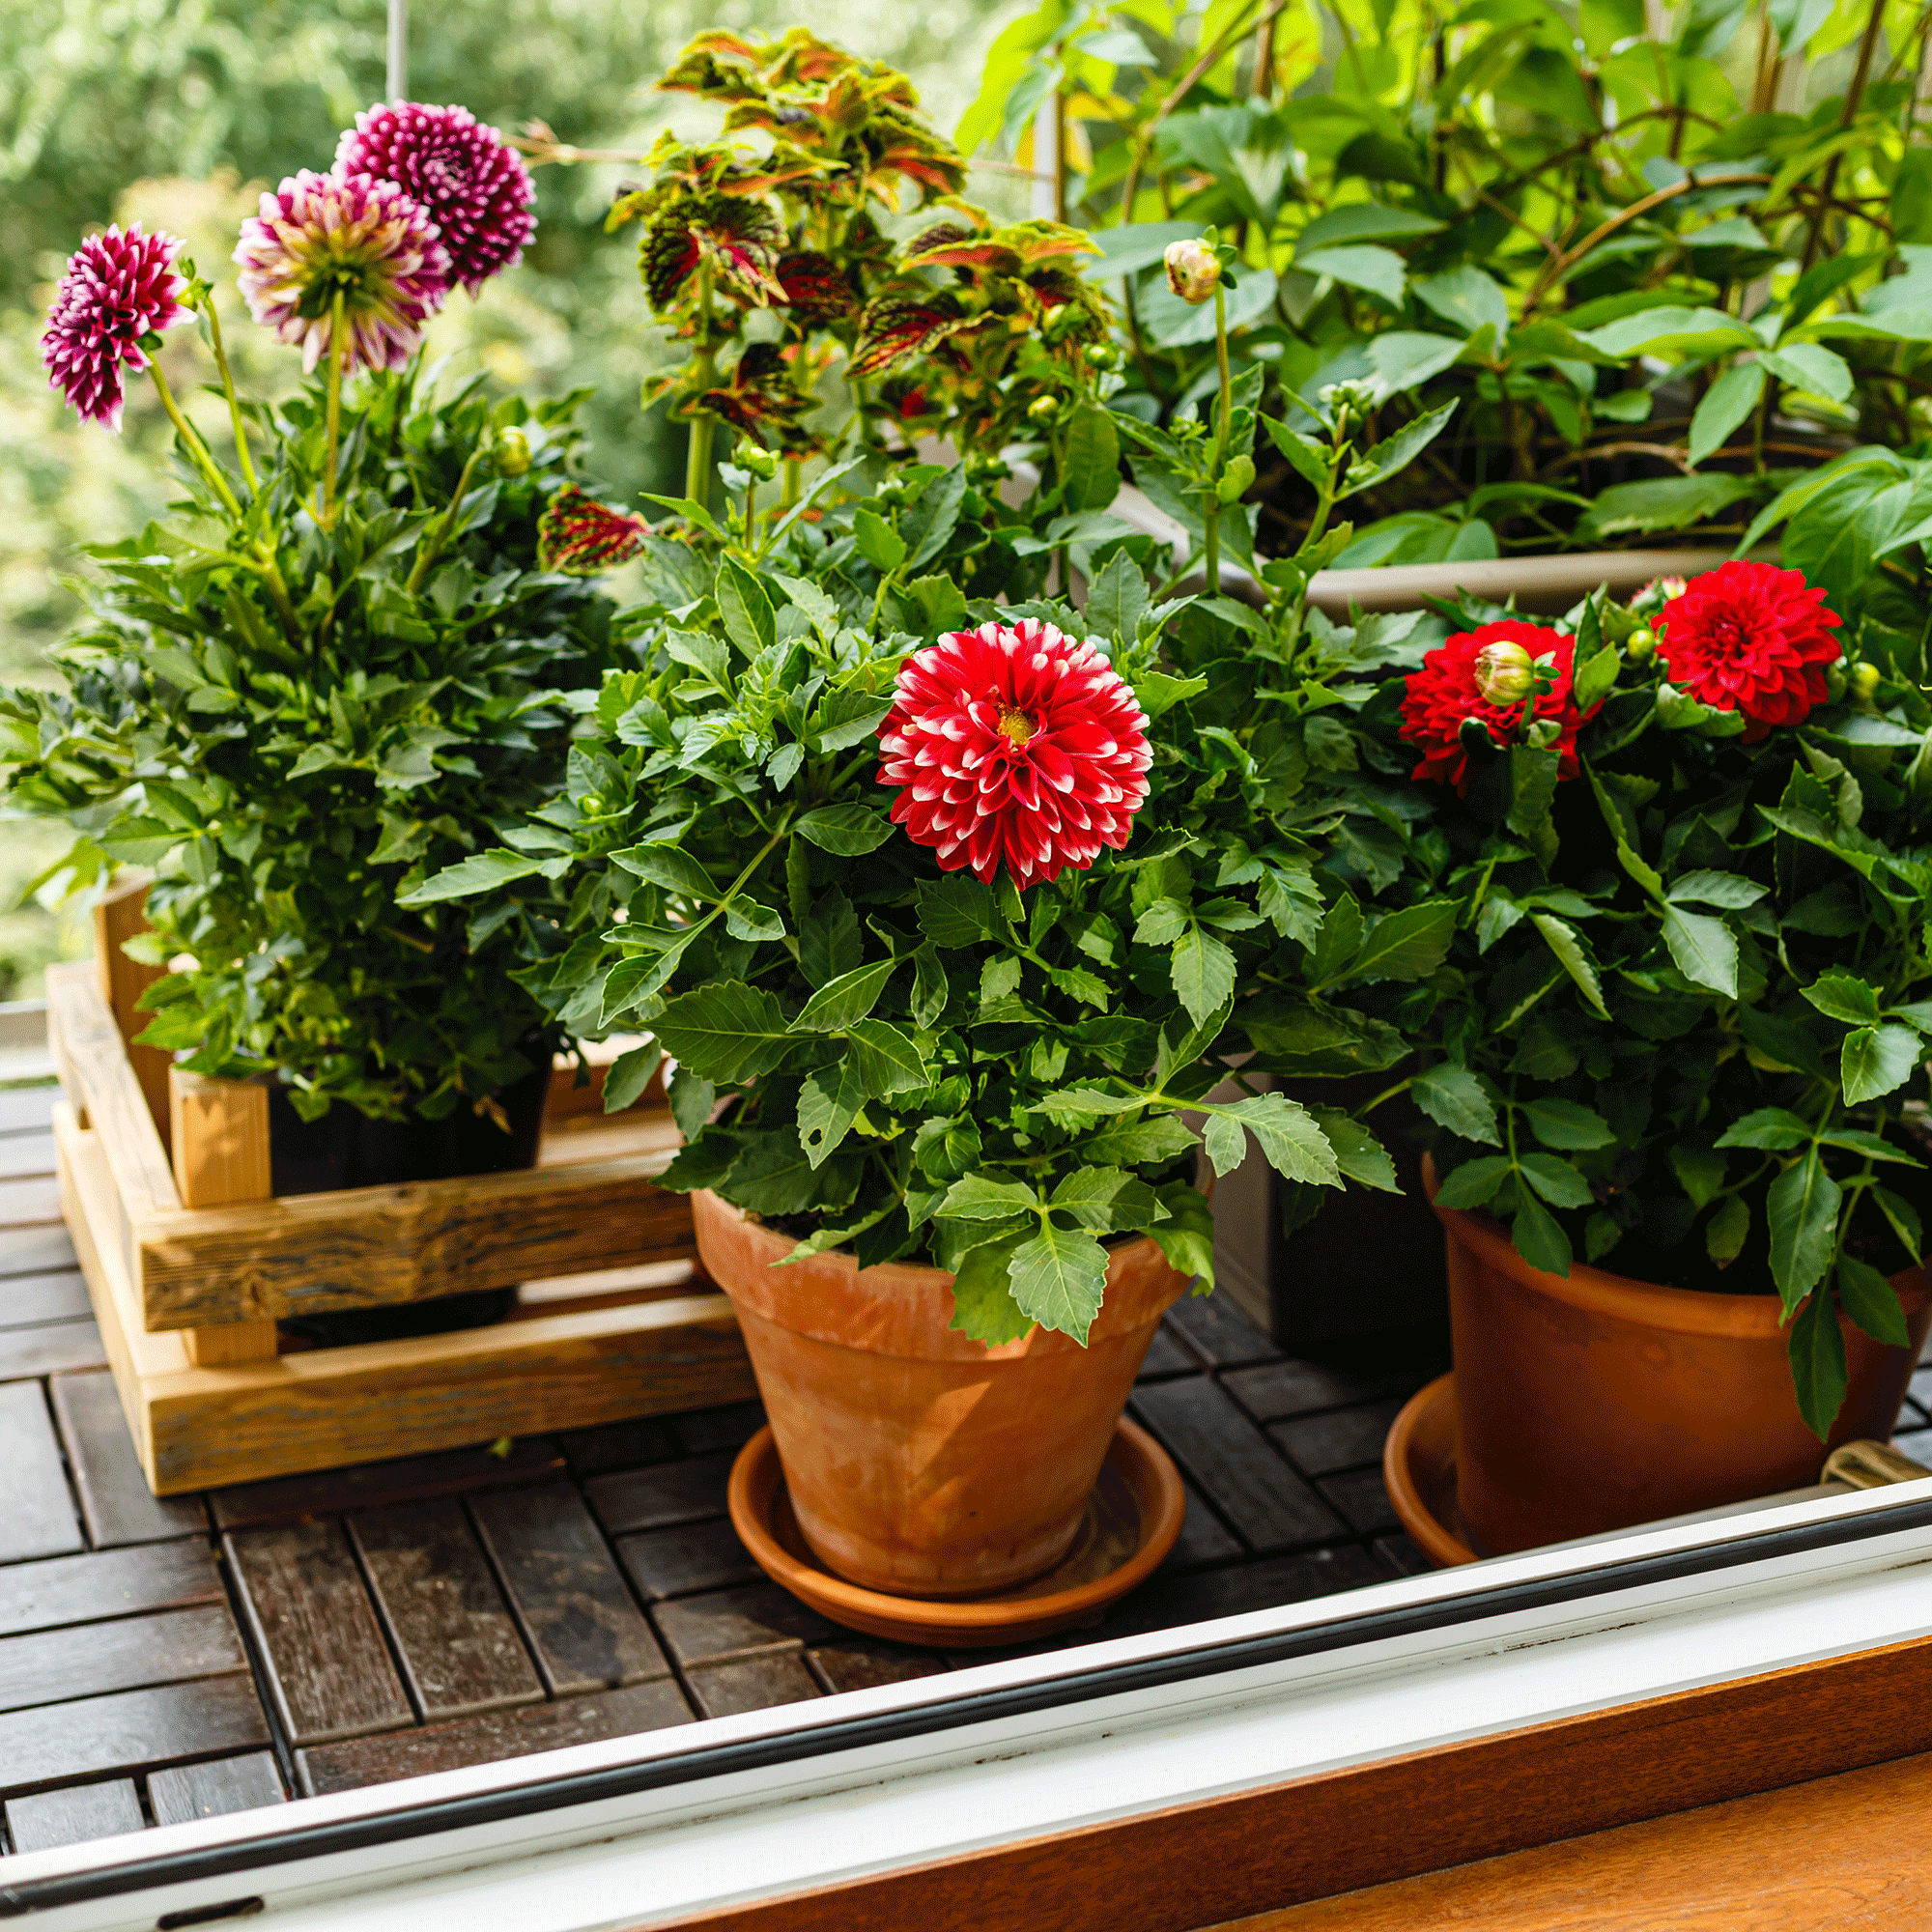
<box><xmin>6</xmin><ymin>1074</ymin><xmax>1911</xmax><ymax>1859</ymax></box>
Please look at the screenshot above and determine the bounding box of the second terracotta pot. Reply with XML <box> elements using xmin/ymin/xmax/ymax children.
<box><xmin>1428</xmin><ymin>1158</ymin><xmax>1932</xmax><ymax>1554</ymax></box>
<box><xmin>693</xmin><ymin>1190</ymin><xmax>1188</xmax><ymax>1599</ymax></box>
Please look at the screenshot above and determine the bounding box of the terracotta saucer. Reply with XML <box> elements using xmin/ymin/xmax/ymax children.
<box><xmin>1383</xmin><ymin>1372</ymin><xmax>1483</xmax><ymax>1568</ymax></box>
<box><xmin>727</xmin><ymin>1418</ymin><xmax>1186</xmax><ymax>1647</ymax></box>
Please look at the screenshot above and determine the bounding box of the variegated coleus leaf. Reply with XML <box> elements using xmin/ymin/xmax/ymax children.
<box><xmin>536</xmin><ymin>487</ymin><xmax>649</xmax><ymax>576</ymax></box>
<box><xmin>847</xmin><ymin>292</ymin><xmax>972</xmax><ymax>381</ymax></box>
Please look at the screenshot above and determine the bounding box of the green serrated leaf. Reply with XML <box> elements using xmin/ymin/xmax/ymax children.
<box><xmin>1008</xmin><ymin>1220</ymin><xmax>1109</xmax><ymax>1343</ymax></box>
<box><xmin>1768</xmin><ymin>1151</ymin><xmax>1841</xmax><ymax>1312</ymax></box>
<box><xmin>1412</xmin><ymin>1063</ymin><xmax>1501</xmax><ymax>1146</ymax></box>
<box><xmin>1788</xmin><ymin>1287</ymin><xmax>1849</xmax><ymax>1440</ymax></box>
<box><xmin>947</xmin><ymin>1237</ymin><xmax>1034</xmax><ymax>1345</ymax></box>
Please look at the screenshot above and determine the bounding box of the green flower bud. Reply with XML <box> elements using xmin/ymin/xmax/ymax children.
<box><xmin>1028</xmin><ymin>393</ymin><xmax>1062</xmax><ymax>422</ymax></box>
<box><xmin>737</xmin><ymin>443</ymin><xmax>779</xmax><ymax>483</ymax></box>
<box><xmin>1626</xmin><ymin>627</ymin><xmax>1655</xmax><ymax>660</ymax></box>
<box><xmin>1163</xmin><ymin>238</ymin><xmax>1221</xmax><ymax>305</ymax></box>
<box><xmin>579</xmin><ymin>792</ymin><xmax>604</xmax><ymax>816</ymax></box>
<box><xmin>1852</xmin><ymin>660</ymin><xmax>1881</xmax><ymax>699</ymax></box>
<box><xmin>1474</xmin><ymin>639</ymin><xmax>1537</xmax><ymax>706</ymax></box>
<box><xmin>492</xmin><ymin>426</ymin><xmax>532</xmax><ymax>477</ymax></box>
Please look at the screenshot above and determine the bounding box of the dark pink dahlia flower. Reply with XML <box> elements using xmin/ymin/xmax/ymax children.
<box><xmin>878</xmin><ymin>619</ymin><xmax>1152</xmax><ymax>889</ymax></box>
<box><xmin>233</xmin><ymin>171</ymin><xmax>449</xmax><ymax>375</ymax></box>
<box><xmin>336</xmin><ymin>101</ymin><xmax>536</xmax><ymax>296</ymax></box>
<box><xmin>42</xmin><ymin>224</ymin><xmax>188</xmax><ymax>432</ymax></box>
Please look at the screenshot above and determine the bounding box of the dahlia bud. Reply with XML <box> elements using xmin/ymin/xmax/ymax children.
<box><xmin>1084</xmin><ymin>341</ymin><xmax>1121</xmax><ymax>371</ymax></box>
<box><xmin>1657</xmin><ymin>576</ymin><xmax>1688</xmax><ymax>603</ymax></box>
<box><xmin>1028</xmin><ymin>393</ymin><xmax>1061</xmax><ymax>422</ymax></box>
<box><xmin>492</xmin><ymin>426</ymin><xmax>532</xmax><ymax>476</ymax></box>
<box><xmin>1626</xmin><ymin>627</ymin><xmax>1655</xmax><ymax>660</ymax></box>
<box><xmin>1164</xmin><ymin>239</ymin><xmax>1221</xmax><ymax>305</ymax></box>
<box><xmin>736</xmin><ymin>442</ymin><xmax>780</xmax><ymax>483</ymax></box>
<box><xmin>1852</xmin><ymin>661</ymin><xmax>1881</xmax><ymax>699</ymax></box>
<box><xmin>1827</xmin><ymin>661</ymin><xmax>1850</xmax><ymax>701</ymax></box>
<box><xmin>1473</xmin><ymin>639</ymin><xmax>1537</xmax><ymax>706</ymax></box>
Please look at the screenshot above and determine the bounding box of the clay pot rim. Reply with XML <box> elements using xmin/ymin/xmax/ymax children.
<box><xmin>1423</xmin><ymin>1152</ymin><xmax>1932</xmax><ymax>1338</ymax></box>
<box><xmin>1381</xmin><ymin>1373</ymin><xmax>1477</xmax><ymax>1569</ymax></box>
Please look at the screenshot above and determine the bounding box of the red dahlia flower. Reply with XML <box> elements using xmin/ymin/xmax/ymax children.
<box><xmin>335</xmin><ymin>102</ymin><xmax>536</xmax><ymax>296</ymax></box>
<box><xmin>1657</xmin><ymin>561</ymin><xmax>1841</xmax><ymax>732</ymax></box>
<box><xmin>878</xmin><ymin>619</ymin><xmax>1151</xmax><ymax>889</ymax></box>
<box><xmin>1400</xmin><ymin>619</ymin><xmax>1592</xmax><ymax>793</ymax></box>
<box><xmin>41</xmin><ymin>224</ymin><xmax>188</xmax><ymax>432</ymax></box>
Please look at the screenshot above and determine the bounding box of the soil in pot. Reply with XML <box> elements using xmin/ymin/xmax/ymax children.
<box><xmin>693</xmin><ymin>1188</ymin><xmax>1189</xmax><ymax>1600</ymax></box>
<box><xmin>1428</xmin><ymin>1158</ymin><xmax>1932</xmax><ymax>1553</ymax></box>
<box><xmin>271</xmin><ymin>1045</ymin><xmax>551</xmax><ymax>1347</ymax></box>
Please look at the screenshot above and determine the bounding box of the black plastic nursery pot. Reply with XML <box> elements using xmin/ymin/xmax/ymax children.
<box><xmin>269</xmin><ymin>1045</ymin><xmax>552</xmax><ymax>1346</ymax></box>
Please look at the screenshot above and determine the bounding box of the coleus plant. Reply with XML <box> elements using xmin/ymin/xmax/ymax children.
<box><xmin>411</xmin><ymin>427</ymin><xmax>1452</xmax><ymax>1340</ymax></box>
<box><xmin>1382</xmin><ymin>558</ymin><xmax>1932</xmax><ymax>1434</ymax></box>
<box><xmin>8</xmin><ymin>106</ymin><xmax>621</xmax><ymax>1123</ymax></box>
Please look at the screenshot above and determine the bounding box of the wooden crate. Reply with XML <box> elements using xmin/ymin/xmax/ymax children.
<box><xmin>50</xmin><ymin>884</ymin><xmax>752</xmax><ymax>1494</ymax></box>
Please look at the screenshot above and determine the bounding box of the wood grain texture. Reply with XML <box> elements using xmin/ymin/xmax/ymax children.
<box><xmin>168</xmin><ymin>1067</ymin><xmax>270</xmax><ymax>1210</ymax></box>
<box><xmin>58</xmin><ymin>1103</ymin><xmax>753</xmax><ymax>1494</ymax></box>
<box><xmin>211</xmin><ymin>1439</ymin><xmax>563</xmax><ymax>1531</ymax></box>
<box><xmin>0</xmin><ymin>1676</ymin><xmax>269</xmax><ymax>1799</ymax></box>
<box><xmin>649</xmin><ymin>1633</ymin><xmax>1932</xmax><ymax>1932</ymax></box>
<box><xmin>1237</xmin><ymin>1747</ymin><xmax>1932</xmax><ymax>1930</ymax></box>
<box><xmin>148</xmin><ymin>1752</ymin><xmax>285</xmax><ymax>1828</ymax></box>
<box><xmin>0</xmin><ymin>1378</ymin><xmax>81</xmax><ymax>1561</ymax></box>
<box><xmin>348</xmin><ymin>1499</ymin><xmax>543</xmax><ymax>1720</ymax></box>
<box><xmin>469</xmin><ymin>1482</ymin><xmax>670</xmax><ymax>1694</ymax></box>
<box><xmin>0</xmin><ymin>1605</ymin><xmax>245</xmax><ymax>1716</ymax></box>
<box><xmin>5</xmin><ymin>1778</ymin><xmax>144</xmax><ymax>1855</ymax></box>
<box><xmin>0</xmin><ymin>1318</ymin><xmax>106</xmax><ymax>1379</ymax></box>
<box><xmin>293</xmin><ymin>1679</ymin><xmax>694</xmax><ymax>1797</ymax></box>
<box><xmin>0</xmin><ymin>1543</ymin><xmax>222</xmax><ymax>1639</ymax></box>
<box><xmin>223</xmin><ymin>1519</ymin><xmax>412</xmax><ymax>1747</ymax></box>
<box><xmin>94</xmin><ymin>876</ymin><xmax>171</xmax><ymax>1152</ymax></box>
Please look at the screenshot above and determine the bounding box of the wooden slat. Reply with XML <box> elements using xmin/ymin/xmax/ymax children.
<box><xmin>0</xmin><ymin>1131</ymin><xmax>57</xmax><ymax>1180</ymax></box>
<box><xmin>0</xmin><ymin>1605</ymin><xmax>246</xmax><ymax>1716</ymax></box>
<box><xmin>5</xmin><ymin>1778</ymin><xmax>144</xmax><ymax>1854</ymax></box>
<box><xmin>653</xmin><ymin>1633</ymin><xmax>1932</xmax><ymax>1932</ymax></box>
<box><xmin>0</xmin><ymin>1225</ymin><xmax>79</xmax><ymax>1280</ymax></box>
<box><xmin>148</xmin><ymin>1752</ymin><xmax>285</xmax><ymax>1828</ymax></box>
<box><xmin>58</xmin><ymin>1104</ymin><xmax>752</xmax><ymax>1494</ymax></box>
<box><xmin>94</xmin><ymin>874</ymin><xmax>172</xmax><ymax>1151</ymax></box>
<box><xmin>167</xmin><ymin>1065</ymin><xmax>278</xmax><ymax>1365</ymax></box>
<box><xmin>0</xmin><ymin>1543</ymin><xmax>223</xmax><ymax>1639</ymax></box>
<box><xmin>0</xmin><ymin>1318</ymin><xmax>106</xmax><ymax>1380</ymax></box>
<box><xmin>469</xmin><ymin>1483</ymin><xmax>670</xmax><ymax>1694</ymax></box>
<box><xmin>211</xmin><ymin>1439</ymin><xmax>564</xmax><ymax>1532</ymax></box>
<box><xmin>0</xmin><ymin>1086</ymin><xmax>57</xmax><ymax>1137</ymax></box>
<box><xmin>224</xmin><ymin>1519</ymin><xmax>412</xmax><ymax>1747</ymax></box>
<box><xmin>0</xmin><ymin>1269</ymin><xmax>92</xmax><ymax>1328</ymax></box>
<box><xmin>49</xmin><ymin>1371</ymin><xmax>206</xmax><ymax>1547</ymax></box>
<box><xmin>0</xmin><ymin>1378</ymin><xmax>81</xmax><ymax>1562</ymax></box>
<box><xmin>294</xmin><ymin>1680</ymin><xmax>693</xmax><ymax>1797</ymax></box>
<box><xmin>0</xmin><ymin>1176</ymin><xmax>64</xmax><ymax>1226</ymax></box>
<box><xmin>0</xmin><ymin>1677</ymin><xmax>269</xmax><ymax>1800</ymax></box>
<box><xmin>347</xmin><ymin>1499</ymin><xmax>543</xmax><ymax>1721</ymax></box>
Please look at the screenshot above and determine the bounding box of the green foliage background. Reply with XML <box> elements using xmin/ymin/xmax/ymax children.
<box><xmin>0</xmin><ymin>0</ymin><xmax>1022</xmax><ymax>994</ymax></box>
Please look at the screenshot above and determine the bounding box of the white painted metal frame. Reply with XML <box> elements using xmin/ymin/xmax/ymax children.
<box><xmin>8</xmin><ymin>1474</ymin><xmax>1932</xmax><ymax>1931</ymax></box>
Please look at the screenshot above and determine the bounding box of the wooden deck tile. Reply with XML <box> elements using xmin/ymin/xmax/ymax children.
<box><xmin>51</xmin><ymin>1371</ymin><xmax>206</xmax><ymax>1548</ymax></box>
<box><xmin>554</xmin><ymin>1417</ymin><xmax>679</xmax><ymax>1479</ymax></box>
<box><xmin>0</xmin><ymin>1087</ymin><xmax>56</xmax><ymax>1137</ymax></box>
<box><xmin>224</xmin><ymin>1519</ymin><xmax>412</xmax><ymax>1747</ymax></box>
<box><xmin>0</xmin><ymin>1132</ymin><xmax>57</xmax><ymax>1180</ymax></box>
<box><xmin>1163</xmin><ymin>1297</ymin><xmax>1284</xmax><ymax>1369</ymax></box>
<box><xmin>210</xmin><ymin>1438</ymin><xmax>565</xmax><ymax>1531</ymax></box>
<box><xmin>1102</xmin><ymin>1547</ymin><xmax>1384</xmax><ymax>1642</ymax></box>
<box><xmin>0</xmin><ymin>1542</ymin><xmax>224</xmax><ymax>1638</ymax></box>
<box><xmin>295</xmin><ymin>1679</ymin><xmax>694</xmax><ymax>1796</ymax></box>
<box><xmin>616</xmin><ymin>1519</ymin><xmax>761</xmax><ymax>1603</ymax></box>
<box><xmin>0</xmin><ymin>1177</ymin><xmax>64</xmax><ymax>1227</ymax></box>
<box><xmin>687</xmin><ymin>1652</ymin><xmax>822</xmax><ymax>1719</ymax></box>
<box><xmin>0</xmin><ymin>1270</ymin><xmax>91</xmax><ymax>1329</ymax></box>
<box><xmin>668</xmin><ymin>1402</ymin><xmax>766</xmax><ymax>1456</ymax></box>
<box><xmin>585</xmin><ymin>1451</ymin><xmax>735</xmax><ymax>1536</ymax></box>
<box><xmin>651</xmin><ymin>1582</ymin><xmax>837</xmax><ymax>1668</ymax></box>
<box><xmin>0</xmin><ymin>1378</ymin><xmax>81</xmax><ymax>1563</ymax></box>
<box><xmin>469</xmin><ymin>1484</ymin><xmax>670</xmax><ymax>1694</ymax></box>
<box><xmin>5</xmin><ymin>1778</ymin><xmax>144</xmax><ymax>1854</ymax></box>
<box><xmin>1163</xmin><ymin>1480</ymin><xmax>1245</xmax><ymax>1572</ymax></box>
<box><xmin>348</xmin><ymin>1499</ymin><xmax>544</xmax><ymax>1721</ymax></box>
<box><xmin>148</xmin><ymin>1753</ymin><xmax>286</xmax><ymax>1827</ymax></box>
<box><xmin>0</xmin><ymin>1226</ymin><xmax>78</xmax><ymax>1280</ymax></box>
<box><xmin>1269</xmin><ymin>1402</ymin><xmax>1406</xmax><ymax>1478</ymax></box>
<box><xmin>0</xmin><ymin>1320</ymin><xmax>106</xmax><ymax>1380</ymax></box>
<box><xmin>1133</xmin><ymin>1379</ymin><xmax>1347</xmax><ymax>1553</ymax></box>
<box><xmin>805</xmin><ymin>1641</ymin><xmax>948</xmax><ymax>1695</ymax></box>
<box><xmin>0</xmin><ymin>1605</ymin><xmax>245</xmax><ymax>1716</ymax></box>
<box><xmin>0</xmin><ymin>1676</ymin><xmax>270</xmax><ymax>1798</ymax></box>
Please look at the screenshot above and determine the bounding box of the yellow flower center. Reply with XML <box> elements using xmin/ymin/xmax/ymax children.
<box><xmin>998</xmin><ymin>705</ymin><xmax>1036</xmax><ymax>746</ymax></box>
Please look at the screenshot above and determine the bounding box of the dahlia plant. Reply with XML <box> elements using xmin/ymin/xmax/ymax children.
<box><xmin>10</xmin><ymin>104</ymin><xmax>628</xmax><ymax>1124</ymax></box>
<box><xmin>1377</xmin><ymin>558</ymin><xmax>1932</xmax><ymax>1434</ymax></box>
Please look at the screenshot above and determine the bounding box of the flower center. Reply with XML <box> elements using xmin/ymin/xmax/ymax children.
<box><xmin>997</xmin><ymin>704</ymin><xmax>1036</xmax><ymax>746</ymax></box>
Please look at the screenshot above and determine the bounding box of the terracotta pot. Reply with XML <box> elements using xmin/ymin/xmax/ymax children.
<box><xmin>692</xmin><ymin>1189</ymin><xmax>1188</xmax><ymax>1598</ymax></box>
<box><xmin>1428</xmin><ymin>1157</ymin><xmax>1932</xmax><ymax>1554</ymax></box>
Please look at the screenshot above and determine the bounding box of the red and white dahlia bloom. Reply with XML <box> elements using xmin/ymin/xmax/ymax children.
<box><xmin>1657</xmin><ymin>560</ymin><xmax>1842</xmax><ymax>732</ymax></box>
<box><xmin>234</xmin><ymin>171</ymin><xmax>449</xmax><ymax>375</ymax></box>
<box><xmin>335</xmin><ymin>102</ymin><xmax>536</xmax><ymax>297</ymax></box>
<box><xmin>878</xmin><ymin>619</ymin><xmax>1152</xmax><ymax>889</ymax></box>
<box><xmin>41</xmin><ymin>224</ymin><xmax>188</xmax><ymax>432</ymax></box>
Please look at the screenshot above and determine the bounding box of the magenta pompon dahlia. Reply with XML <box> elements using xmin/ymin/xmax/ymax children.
<box><xmin>233</xmin><ymin>171</ymin><xmax>449</xmax><ymax>375</ymax></box>
<box><xmin>41</xmin><ymin>224</ymin><xmax>188</xmax><ymax>432</ymax></box>
<box><xmin>336</xmin><ymin>102</ymin><xmax>536</xmax><ymax>297</ymax></box>
<box><xmin>878</xmin><ymin>619</ymin><xmax>1152</xmax><ymax>890</ymax></box>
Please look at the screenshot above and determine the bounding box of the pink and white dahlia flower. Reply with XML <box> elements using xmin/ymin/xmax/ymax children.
<box><xmin>233</xmin><ymin>171</ymin><xmax>449</xmax><ymax>374</ymax></box>
<box><xmin>335</xmin><ymin>101</ymin><xmax>536</xmax><ymax>296</ymax></box>
<box><xmin>42</xmin><ymin>224</ymin><xmax>188</xmax><ymax>432</ymax></box>
<box><xmin>878</xmin><ymin>619</ymin><xmax>1152</xmax><ymax>889</ymax></box>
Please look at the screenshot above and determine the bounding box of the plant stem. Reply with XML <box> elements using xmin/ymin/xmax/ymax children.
<box><xmin>201</xmin><ymin>299</ymin><xmax>257</xmax><ymax>497</ymax></box>
<box><xmin>321</xmin><ymin>292</ymin><xmax>348</xmax><ymax>530</ymax></box>
<box><xmin>406</xmin><ymin>447</ymin><xmax>486</xmax><ymax>594</ymax></box>
<box><xmin>1204</xmin><ymin>281</ymin><xmax>1233</xmax><ymax>596</ymax></box>
<box><xmin>146</xmin><ymin>363</ymin><xmax>243</xmax><ymax>523</ymax></box>
<box><xmin>780</xmin><ymin>458</ymin><xmax>802</xmax><ymax>511</ymax></box>
<box><xmin>685</xmin><ymin>259</ymin><xmax>718</xmax><ymax>508</ymax></box>
<box><xmin>1800</xmin><ymin>0</ymin><xmax>1888</xmax><ymax>271</ymax></box>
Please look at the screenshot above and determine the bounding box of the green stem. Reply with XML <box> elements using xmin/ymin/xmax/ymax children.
<box><xmin>685</xmin><ymin>260</ymin><xmax>718</xmax><ymax>509</ymax></box>
<box><xmin>146</xmin><ymin>363</ymin><xmax>243</xmax><ymax>524</ymax></box>
<box><xmin>1204</xmin><ymin>282</ymin><xmax>1233</xmax><ymax>596</ymax></box>
<box><xmin>406</xmin><ymin>447</ymin><xmax>486</xmax><ymax>594</ymax></box>
<box><xmin>744</xmin><ymin>480</ymin><xmax>758</xmax><ymax>542</ymax></box>
<box><xmin>321</xmin><ymin>291</ymin><xmax>348</xmax><ymax>530</ymax></box>
<box><xmin>202</xmin><ymin>298</ymin><xmax>257</xmax><ymax>497</ymax></box>
<box><xmin>780</xmin><ymin>458</ymin><xmax>802</xmax><ymax>511</ymax></box>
